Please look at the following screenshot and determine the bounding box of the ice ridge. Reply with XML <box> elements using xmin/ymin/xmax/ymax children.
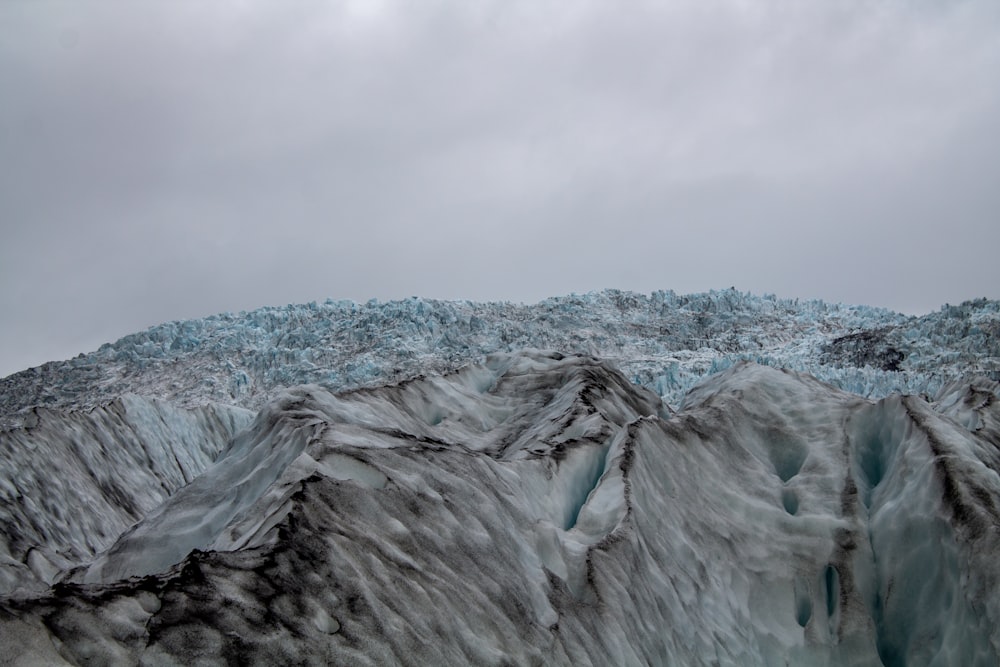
<box><xmin>2</xmin><ymin>351</ymin><xmax>998</xmax><ymax>665</ymax></box>
<box><xmin>0</xmin><ymin>397</ymin><xmax>252</xmax><ymax>594</ymax></box>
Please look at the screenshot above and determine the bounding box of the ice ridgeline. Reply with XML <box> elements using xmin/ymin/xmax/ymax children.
<box><xmin>2</xmin><ymin>289</ymin><xmax>999</xmax><ymax>429</ymax></box>
<box><xmin>2</xmin><ymin>351</ymin><xmax>999</xmax><ymax>666</ymax></box>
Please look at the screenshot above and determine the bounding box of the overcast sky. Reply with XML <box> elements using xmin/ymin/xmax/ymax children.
<box><xmin>1</xmin><ymin>0</ymin><xmax>999</xmax><ymax>378</ymax></box>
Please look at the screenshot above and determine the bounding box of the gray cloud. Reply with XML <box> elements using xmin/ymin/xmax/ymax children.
<box><xmin>2</xmin><ymin>0</ymin><xmax>999</xmax><ymax>377</ymax></box>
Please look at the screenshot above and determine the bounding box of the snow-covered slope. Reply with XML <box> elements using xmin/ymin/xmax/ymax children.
<box><xmin>3</xmin><ymin>351</ymin><xmax>999</xmax><ymax>666</ymax></box>
<box><xmin>2</xmin><ymin>290</ymin><xmax>998</xmax><ymax>430</ymax></box>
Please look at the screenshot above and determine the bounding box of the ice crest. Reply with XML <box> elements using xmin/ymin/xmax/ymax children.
<box><xmin>2</xmin><ymin>290</ymin><xmax>997</xmax><ymax>430</ymax></box>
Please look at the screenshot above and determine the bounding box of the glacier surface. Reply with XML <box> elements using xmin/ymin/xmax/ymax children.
<box><xmin>2</xmin><ymin>290</ymin><xmax>998</xmax><ymax>429</ymax></box>
<box><xmin>1</xmin><ymin>291</ymin><xmax>999</xmax><ymax>665</ymax></box>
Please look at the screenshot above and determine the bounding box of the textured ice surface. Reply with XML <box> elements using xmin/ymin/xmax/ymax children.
<box><xmin>2</xmin><ymin>352</ymin><xmax>999</xmax><ymax>666</ymax></box>
<box><xmin>0</xmin><ymin>396</ymin><xmax>252</xmax><ymax>594</ymax></box>
<box><xmin>2</xmin><ymin>290</ymin><xmax>998</xmax><ymax>429</ymax></box>
<box><xmin>1</xmin><ymin>290</ymin><xmax>998</xmax><ymax>664</ymax></box>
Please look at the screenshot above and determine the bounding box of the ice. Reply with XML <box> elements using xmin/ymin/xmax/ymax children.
<box><xmin>2</xmin><ymin>352</ymin><xmax>997</xmax><ymax>664</ymax></box>
<box><xmin>78</xmin><ymin>386</ymin><xmax>330</xmax><ymax>583</ymax></box>
<box><xmin>0</xmin><ymin>289</ymin><xmax>998</xmax><ymax>664</ymax></box>
<box><xmin>0</xmin><ymin>395</ymin><xmax>252</xmax><ymax>594</ymax></box>
<box><xmin>74</xmin><ymin>352</ymin><xmax>652</xmax><ymax>585</ymax></box>
<box><xmin>848</xmin><ymin>395</ymin><xmax>1000</xmax><ymax>665</ymax></box>
<box><xmin>2</xmin><ymin>290</ymin><xmax>997</xmax><ymax>430</ymax></box>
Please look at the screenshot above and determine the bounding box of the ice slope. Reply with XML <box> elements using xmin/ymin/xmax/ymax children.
<box><xmin>2</xmin><ymin>290</ymin><xmax>998</xmax><ymax>430</ymax></box>
<box><xmin>3</xmin><ymin>352</ymin><xmax>999</xmax><ymax>666</ymax></box>
<box><xmin>0</xmin><ymin>397</ymin><xmax>253</xmax><ymax>595</ymax></box>
<box><xmin>72</xmin><ymin>351</ymin><xmax>665</xmax><ymax>587</ymax></box>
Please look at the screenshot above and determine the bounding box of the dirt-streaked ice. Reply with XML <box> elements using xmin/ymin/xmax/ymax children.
<box><xmin>2</xmin><ymin>351</ymin><xmax>998</xmax><ymax>666</ymax></box>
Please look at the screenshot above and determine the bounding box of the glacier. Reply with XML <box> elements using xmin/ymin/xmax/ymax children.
<box><xmin>1</xmin><ymin>290</ymin><xmax>999</xmax><ymax>665</ymax></box>
<box><xmin>2</xmin><ymin>290</ymin><xmax>998</xmax><ymax>430</ymax></box>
